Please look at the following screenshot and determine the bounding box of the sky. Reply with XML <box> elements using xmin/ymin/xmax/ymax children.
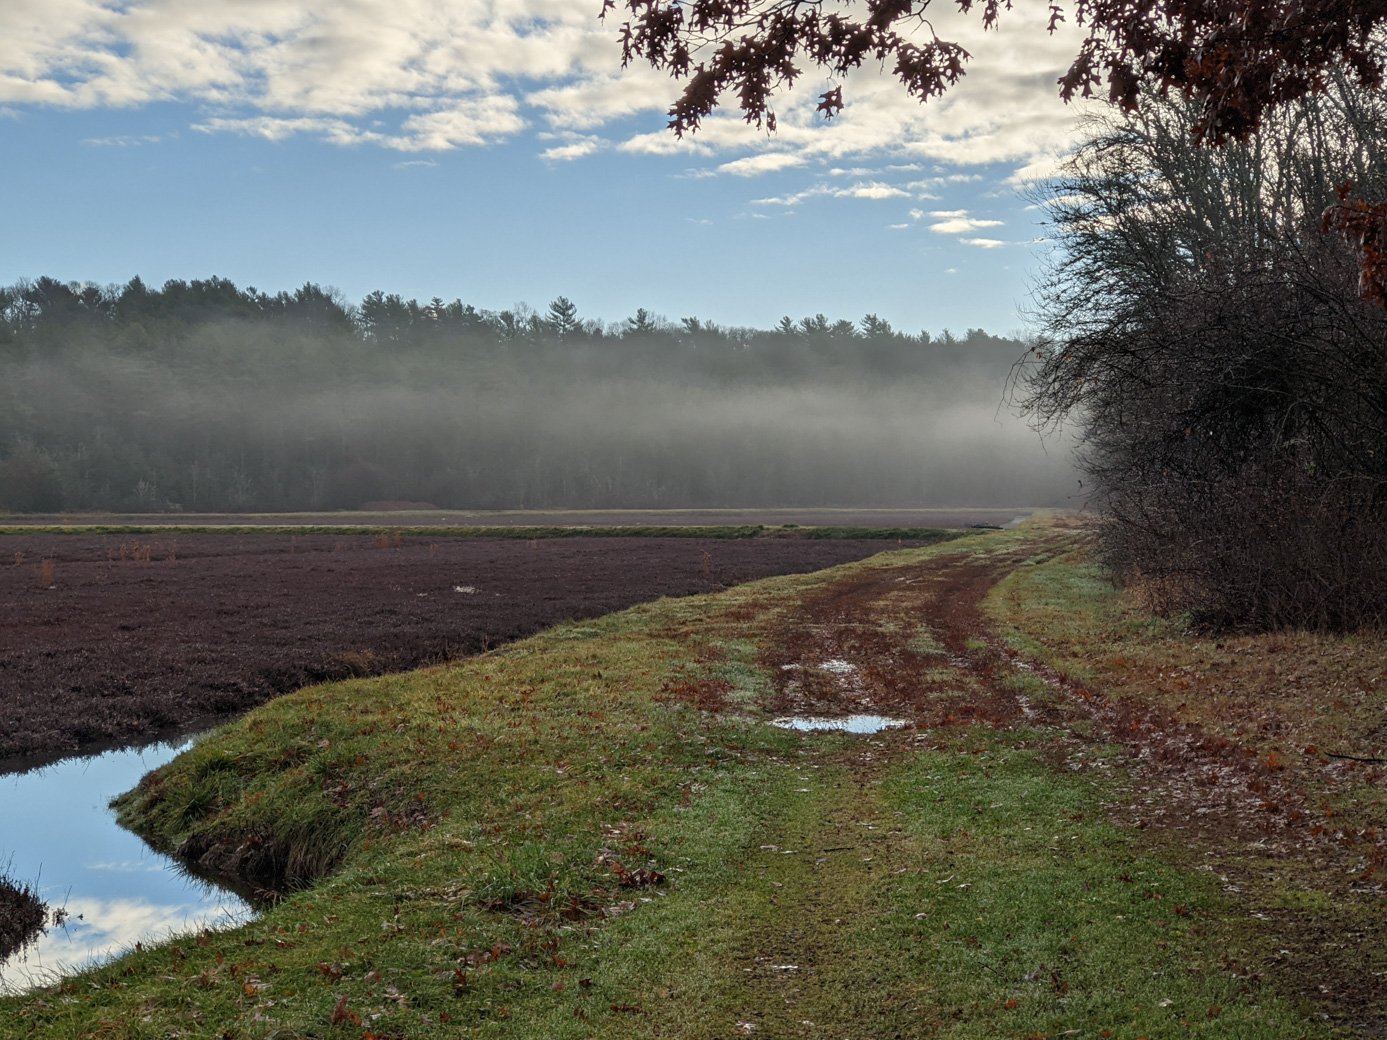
<box><xmin>0</xmin><ymin>1</ymin><xmax>1101</xmax><ymax>335</ymax></box>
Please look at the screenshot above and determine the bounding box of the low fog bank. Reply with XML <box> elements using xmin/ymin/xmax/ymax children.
<box><xmin>0</xmin><ymin>277</ymin><xmax>1076</xmax><ymax>512</ymax></box>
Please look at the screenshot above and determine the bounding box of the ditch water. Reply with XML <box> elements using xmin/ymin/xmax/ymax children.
<box><xmin>0</xmin><ymin>738</ymin><xmax>252</xmax><ymax>995</ymax></box>
<box><xmin>770</xmin><ymin>714</ymin><xmax>910</xmax><ymax>734</ymax></box>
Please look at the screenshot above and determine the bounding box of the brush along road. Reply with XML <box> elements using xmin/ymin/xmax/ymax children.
<box><xmin>3</xmin><ymin>523</ymin><xmax>1382</xmax><ymax>1037</ymax></box>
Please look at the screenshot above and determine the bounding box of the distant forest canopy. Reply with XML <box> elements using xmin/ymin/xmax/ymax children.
<box><xmin>0</xmin><ymin>275</ymin><xmax>1074</xmax><ymax>513</ymax></box>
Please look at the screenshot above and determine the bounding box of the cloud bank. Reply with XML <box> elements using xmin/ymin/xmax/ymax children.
<box><xmin>1</xmin><ymin>0</ymin><xmax>1095</xmax><ymax>177</ymax></box>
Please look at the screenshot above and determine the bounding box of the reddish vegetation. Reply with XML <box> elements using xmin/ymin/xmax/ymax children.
<box><xmin>0</xmin><ymin>533</ymin><xmax>912</xmax><ymax>768</ymax></box>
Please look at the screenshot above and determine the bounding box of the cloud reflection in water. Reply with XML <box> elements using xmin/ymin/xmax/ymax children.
<box><xmin>0</xmin><ymin>737</ymin><xmax>253</xmax><ymax>994</ymax></box>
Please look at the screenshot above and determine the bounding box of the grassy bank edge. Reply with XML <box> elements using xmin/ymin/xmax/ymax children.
<box><xmin>0</xmin><ymin>526</ymin><xmax>1346</xmax><ymax>1038</ymax></box>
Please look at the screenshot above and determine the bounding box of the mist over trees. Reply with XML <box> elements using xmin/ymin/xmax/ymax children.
<box><xmin>1023</xmin><ymin>73</ymin><xmax>1387</xmax><ymax>631</ymax></box>
<box><xmin>0</xmin><ymin>279</ymin><xmax>1071</xmax><ymax>513</ymax></box>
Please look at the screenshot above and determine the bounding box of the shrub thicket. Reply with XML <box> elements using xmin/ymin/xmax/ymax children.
<box><xmin>1024</xmin><ymin>75</ymin><xmax>1387</xmax><ymax>630</ymax></box>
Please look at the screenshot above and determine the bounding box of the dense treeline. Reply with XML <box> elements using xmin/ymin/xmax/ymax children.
<box><xmin>1024</xmin><ymin>72</ymin><xmax>1387</xmax><ymax>631</ymax></box>
<box><xmin>0</xmin><ymin>279</ymin><xmax>1070</xmax><ymax>512</ymax></box>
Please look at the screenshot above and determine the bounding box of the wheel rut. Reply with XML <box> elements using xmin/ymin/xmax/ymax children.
<box><xmin>723</xmin><ymin>544</ymin><xmax>1045</xmax><ymax>1038</ymax></box>
<box><xmin>721</xmin><ymin>534</ymin><xmax>1384</xmax><ymax>1036</ymax></box>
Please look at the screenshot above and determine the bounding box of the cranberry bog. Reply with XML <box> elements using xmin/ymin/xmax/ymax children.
<box><xmin>0</xmin><ymin>528</ymin><xmax>952</xmax><ymax>768</ymax></box>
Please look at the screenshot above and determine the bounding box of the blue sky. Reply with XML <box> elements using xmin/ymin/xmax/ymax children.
<box><xmin>0</xmin><ymin>1</ymin><xmax>1098</xmax><ymax>335</ymax></box>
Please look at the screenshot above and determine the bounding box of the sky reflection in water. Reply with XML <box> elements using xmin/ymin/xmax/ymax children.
<box><xmin>770</xmin><ymin>715</ymin><xmax>909</xmax><ymax>734</ymax></box>
<box><xmin>0</xmin><ymin>738</ymin><xmax>252</xmax><ymax>994</ymax></box>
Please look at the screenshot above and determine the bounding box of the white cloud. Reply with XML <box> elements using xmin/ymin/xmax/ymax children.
<box><xmin>928</xmin><ymin>212</ymin><xmax>1005</xmax><ymax>235</ymax></box>
<box><xmin>392</xmin><ymin>101</ymin><xmax>527</xmax><ymax>151</ymax></box>
<box><xmin>194</xmin><ymin>115</ymin><xmax>361</xmax><ymax>144</ymax></box>
<box><xmin>616</xmin><ymin>129</ymin><xmax>711</xmax><ymax>157</ymax></box>
<box><xmin>0</xmin><ymin>1</ymin><xmax>605</xmax><ymax>150</ymax></box>
<box><xmin>83</xmin><ymin>134</ymin><xmax>161</xmax><ymax>146</ymax></box>
<box><xmin>540</xmin><ymin>135</ymin><xmax>606</xmax><ymax>162</ymax></box>
<box><xmin>0</xmin><ymin>0</ymin><xmax>1096</xmax><ymax>173</ymax></box>
<box><xmin>753</xmin><ymin>188</ymin><xmax>821</xmax><ymax>206</ymax></box>
<box><xmin>838</xmin><ymin>181</ymin><xmax>909</xmax><ymax>199</ymax></box>
<box><xmin>717</xmin><ymin>152</ymin><xmax>806</xmax><ymax>177</ymax></box>
<box><xmin>753</xmin><ymin>181</ymin><xmax>911</xmax><ymax>207</ymax></box>
<box><xmin>526</xmin><ymin>69</ymin><xmax>672</xmax><ymax>130</ymax></box>
<box><xmin>961</xmin><ymin>237</ymin><xmax>1008</xmax><ymax>248</ymax></box>
<box><xmin>193</xmin><ymin>96</ymin><xmax>525</xmax><ymax>151</ymax></box>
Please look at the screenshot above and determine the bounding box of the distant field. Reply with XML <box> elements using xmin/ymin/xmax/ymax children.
<box><xmin>0</xmin><ymin>532</ymin><xmax>952</xmax><ymax>770</ymax></box>
<box><xmin>0</xmin><ymin>506</ymin><xmax>1037</xmax><ymax>531</ymax></box>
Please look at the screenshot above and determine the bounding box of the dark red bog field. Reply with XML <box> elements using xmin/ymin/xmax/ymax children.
<box><xmin>0</xmin><ymin>533</ymin><xmax>906</xmax><ymax>768</ymax></box>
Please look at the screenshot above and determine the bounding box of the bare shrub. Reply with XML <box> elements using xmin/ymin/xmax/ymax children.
<box><xmin>1024</xmin><ymin>78</ymin><xmax>1387</xmax><ymax>631</ymax></box>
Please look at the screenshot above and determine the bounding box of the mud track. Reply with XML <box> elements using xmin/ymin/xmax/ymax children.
<box><xmin>745</xmin><ymin>544</ymin><xmax>1386</xmax><ymax>1035</ymax></box>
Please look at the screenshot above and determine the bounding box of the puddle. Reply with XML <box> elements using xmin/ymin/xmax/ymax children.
<box><xmin>770</xmin><ymin>715</ymin><xmax>910</xmax><ymax>734</ymax></box>
<box><xmin>0</xmin><ymin>738</ymin><xmax>253</xmax><ymax>994</ymax></box>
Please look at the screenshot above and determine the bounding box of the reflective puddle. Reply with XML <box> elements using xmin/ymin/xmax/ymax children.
<box><xmin>770</xmin><ymin>714</ymin><xmax>910</xmax><ymax>734</ymax></box>
<box><xmin>0</xmin><ymin>738</ymin><xmax>252</xmax><ymax>994</ymax></box>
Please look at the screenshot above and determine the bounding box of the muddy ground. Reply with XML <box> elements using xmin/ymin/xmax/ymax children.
<box><xmin>0</xmin><ymin>533</ymin><xmax>921</xmax><ymax>770</ymax></box>
<box><xmin>742</xmin><ymin>544</ymin><xmax>1386</xmax><ymax>1035</ymax></box>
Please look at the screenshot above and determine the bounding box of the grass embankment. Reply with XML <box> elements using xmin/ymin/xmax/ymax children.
<box><xmin>985</xmin><ymin>545</ymin><xmax>1387</xmax><ymax>1026</ymax></box>
<box><xmin>0</xmin><ymin>528</ymin><xmax>1344</xmax><ymax>1037</ymax></box>
<box><xmin>0</xmin><ymin>524</ymin><xmax>960</xmax><ymax>542</ymax></box>
<box><xmin>988</xmin><ymin>550</ymin><xmax>1386</xmax><ymax>773</ymax></box>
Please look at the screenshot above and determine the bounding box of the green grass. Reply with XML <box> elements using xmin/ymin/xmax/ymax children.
<box><xmin>878</xmin><ymin>736</ymin><xmax>1275</xmax><ymax>1039</ymax></box>
<box><xmin>0</xmin><ymin>529</ymin><xmax>1338</xmax><ymax>1038</ymax></box>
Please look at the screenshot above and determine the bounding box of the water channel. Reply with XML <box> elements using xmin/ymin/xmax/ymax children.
<box><xmin>0</xmin><ymin>738</ymin><xmax>252</xmax><ymax>994</ymax></box>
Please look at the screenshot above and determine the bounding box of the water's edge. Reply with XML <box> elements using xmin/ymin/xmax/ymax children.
<box><xmin>0</xmin><ymin>712</ymin><xmax>244</xmax><ymax>780</ymax></box>
<box><xmin>0</xmin><ymin>736</ymin><xmax>253</xmax><ymax>995</ymax></box>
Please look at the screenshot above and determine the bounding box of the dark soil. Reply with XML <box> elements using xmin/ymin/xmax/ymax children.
<box><xmin>0</xmin><ymin>876</ymin><xmax>45</xmax><ymax>961</ymax></box>
<box><xmin>0</xmin><ymin>533</ymin><xmax>921</xmax><ymax>769</ymax></box>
